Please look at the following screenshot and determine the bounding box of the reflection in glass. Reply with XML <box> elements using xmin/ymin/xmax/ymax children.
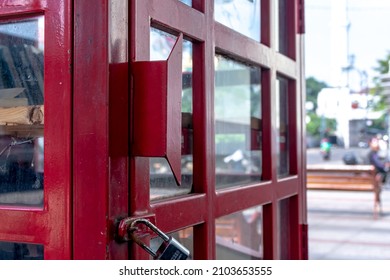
<box><xmin>214</xmin><ymin>0</ymin><xmax>261</xmax><ymax>41</ymax></box>
<box><xmin>179</xmin><ymin>0</ymin><xmax>192</xmax><ymax>7</ymax></box>
<box><xmin>278</xmin><ymin>197</ymin><xmax>292</xmax><ymax>259</ymax></box>
<box><xmin>150</xmin><ymin>227</ymin><xmax>193</xmax><ymax>260</ymax></box>
<box><xmin>215</xmin><ymin>55</ymin><xmax>262</xmax><ymax>189</ymax></box>
<box><xmin>149</xmin><ymin>28</ymin><xmax>193</xmax><ymax>200</ymax></box>
<box><xmin>216</xmin><ymin>206</ymin><xmax>262</xmax><ymax>260</ymax></box>
<box><xmin>0</xmin><ymin>17</ymin><xmax>44</xmax><ymax>207</ymax></box>
<box><xmin>0</xmin><ymin>241</ymin><xmax>43</xmax><ymax>259</ymax></box>
<box><xmin>276</xmin><ymin>76</ymin><xmax>289</xmax><ymax>177</ymax></box>
<box><xmin>276</xmin><ymin>0</ymin><xmax>289</xmax><ymax>55</ymax></box>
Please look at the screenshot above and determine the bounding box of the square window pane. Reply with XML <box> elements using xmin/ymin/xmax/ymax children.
<box><xmin>215</xmin><ymin>55</ymin><xmax>262</xmax><ymax>189</ymax></box>
<box><xmin>215</xmin><ymin>0</ymin><xmax>261</xmax><ymax>41</ymax></box>
<box><xmin>149</xmin><ymin>28</ymin><xmax>193</xmax><ymax>200</ymax></box>
<box><xmin>0</xmin><ymin>16</ymin><xmax>44</xmax><ymax>207</ymax></box>
<box><xmin>276</xmin><ymin>0</ymin><xmax>292</xmax><ymax>56</ymax></box>
<box><xmin>216</xmin><ymin>206</ymin><xmax>263</xmax><ymax>260</ymax></box>
<box><xmin>276</xmin><ymin>76</ymin><xmax>289</xmax><ymax>177</ymax></box>
<box><xmin>0</xmin><ymin>241</ymin><xmax>43</xmax><ymax>260</ymax></box>
<box><xmin>277</xmin><ymin>197</ymin><xmax>295</xmax><ymax>259</ymax></box>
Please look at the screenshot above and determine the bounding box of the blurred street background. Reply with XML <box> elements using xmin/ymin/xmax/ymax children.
<box><xmin>305</xmin><ymin>0</ymin><xmax>390</xmax><ymax>260</ymax></box>
<box><xmin>307</xmin><ymin>147</ymin><xmax>390</xmax><ymax>259</ymax></box>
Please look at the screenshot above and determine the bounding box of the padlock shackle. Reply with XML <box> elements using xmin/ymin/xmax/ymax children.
<box><xmin>130</xmin><ymin>218</ymin><xmax>170</xmax><ymax>242</ymax></box>
<box><xmin>130</xmin><ymin>233</ymin><xmax>158</xmax><ymax>258</ymax></box>
<box><xmin>126</xmin><ymin>218</ymin><xmax>189</xmax><ymax>260</ymax></box>
<box><xmin>127</xmin><ymin>218</ymin><xmax>170</xmax><ymax>258</ymax></box>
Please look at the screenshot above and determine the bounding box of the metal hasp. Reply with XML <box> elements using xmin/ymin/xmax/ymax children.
<box><xmin>125</xmin><ymin>218</ymin><xmax>190</xmax><ymax>260</ymax></box>
<box><xmin>132</xmin><ymin>33</ymin><xmax>183</xmax><ymax>186</ymax></box>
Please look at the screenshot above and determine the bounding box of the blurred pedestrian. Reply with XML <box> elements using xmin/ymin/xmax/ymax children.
<box><xmin>368</xmin><ymin>137</ymin><xmax>390</xmax><ymax>184</ymax></box>
<box><xmin>320</xmin><ymin>138</ymin><xmax>331</xmax><ymax>160</ymax></box>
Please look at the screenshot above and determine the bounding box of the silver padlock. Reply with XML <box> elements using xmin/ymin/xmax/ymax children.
<box><xmin>129</xmin><ymin>218</ymin><xmax>190</xmax><ymax>260</ymax></box>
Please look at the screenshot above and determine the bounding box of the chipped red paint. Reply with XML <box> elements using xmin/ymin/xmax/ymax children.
<box><xmin>72</xmin><ymin>0</ymin><xmax>110</xmax><ymax>259</ymax></box>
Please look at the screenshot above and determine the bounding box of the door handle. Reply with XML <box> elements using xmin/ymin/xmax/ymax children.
<box><xmin>132</xmin><ymin>33</ymin><xmax>183</xmax><ymax>186</ymax></box>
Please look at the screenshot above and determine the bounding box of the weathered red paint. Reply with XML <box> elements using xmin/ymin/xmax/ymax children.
<box><xmin>73</xmin><ymin>0</ymin><xmax>110</xmax><ymax>259</ymax></box>
<box><xmin>107</xmin><ymin>0</ymin><xmax>130</xmax><ymax>260</ymax></box>
<box><xmin>108</xmin><ymin>62</ymin><xmax>129</xmax><ymax>259</ymax></box>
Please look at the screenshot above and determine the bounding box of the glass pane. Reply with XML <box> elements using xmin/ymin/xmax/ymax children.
<box><xmin>0</xmin><ymin>241</ymin><xmax>43</xmax><ymax>260</ymax></box>
<box><xmin>150</xmin><ymin>227</ymin><xmax>193</xmax><ymax>260</ymax></box>
<box><xmin>216</xmin><ymin>206</ymin><xmax>262</xmax><ymax>260</ymax></box>
<box><xmin>149</xmin><ymin>28</ymin><xmax>193</xmax><ymax>200</ymax></box>
<box><xmin>215</xmin><ymin>55</ymin><xmax>262</xmax><ymax>189</ymax></box>
<box><xmin>278</xmin><ymin>197</ymin><xmax>291</xmax><ymax>259</ymax></box>
<box><xmin>0</xmin><ymin>16</ymin><xmax>44</xmax><ymax>207</ymax></box>
<box><xmin>276</xmin><ymin>76</ymin><xmax>289</xmax><ymax>177</ymax></box>
<box><xmin>276</xmin><ymin>0</ymin><xmax>289</xmax><ymax>55</ymax></box>
<box><xmin>214</xmin><ymin>0</ymin><xmax>261</xmax><ymax>41</ymax></box>
<box><xmin>179</xmin><ymin>0</ymin><xmax>192</xmax><ymax>7</ymax></box>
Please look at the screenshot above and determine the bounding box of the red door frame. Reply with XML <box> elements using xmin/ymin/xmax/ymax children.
<box><xmin>73</xmin><ymin>0</ymin><xmax>130</xmax><ymax>260</ymax></box>
<box><xmin>0</xmin><ymin>0</ymin><xmax>72</xmax><ymax>259</ymax></box>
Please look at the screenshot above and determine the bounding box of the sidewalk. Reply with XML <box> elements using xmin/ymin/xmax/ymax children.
<box><xmin>307</xmin><ymin>186</ymin><xmax>390</xmax><ymax>259</ymax></box>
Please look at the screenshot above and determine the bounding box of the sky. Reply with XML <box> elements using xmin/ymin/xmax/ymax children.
<box><xmin>305</xmin><ymin>0</ymin><xmax>390</xmax><ymax>91</ymax></box>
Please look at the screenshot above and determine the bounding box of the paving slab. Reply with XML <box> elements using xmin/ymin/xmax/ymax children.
<box><xmin>308</xmin><ymin>187</ymin><xmax>390</xmax><ymax>260</ymax></box>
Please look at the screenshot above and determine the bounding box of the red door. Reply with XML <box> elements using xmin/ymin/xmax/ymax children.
<box><xmin>0</xmin><ymin>0</ymin><xmax>72</xmax><ymax>259</ymax></box>
<box><xmin>0</xmin><ymin>0</ymin><xmax>306</xmax><ymax>260</ymax></box>
<box><xmin>109</xmin><ymin>0</ymin><xmax>307</xmax><ymax>260</ymax></box>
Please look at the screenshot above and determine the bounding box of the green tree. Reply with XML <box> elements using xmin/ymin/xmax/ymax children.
<box><xmin>369</xmin><ymin>51</ymin><xmax>390</xmax><ymax>131</ymax></box>
<box><xmin>306</xmin><ymin>113</ymin><xmax>337</xmax><ymax>137</ymax></box>
<box><xmin>373</xmin><ymin>51</ymin><xmax>390</xmax><ymax>75</ymax></box>
<box><xmin>305</xmin><ymin>77</ymin><xmax>334</xmax><ymax>136</ymax></box>
<box><xmin>306</xmin><ymin>76</ymin><xmax>328</xmax><ymax>112</ymax></box>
